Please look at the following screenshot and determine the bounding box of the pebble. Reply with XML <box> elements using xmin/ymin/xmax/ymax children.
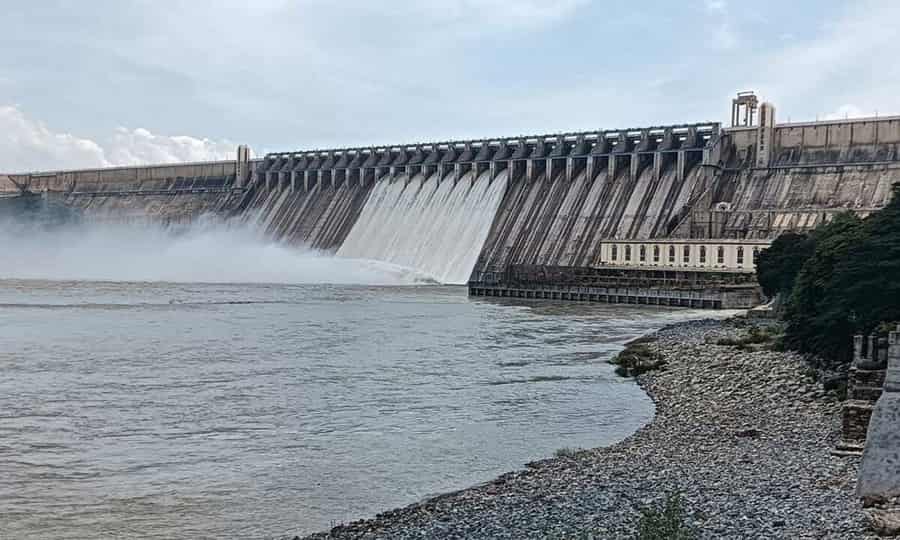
<box><xmin>299</xmin><ymin>319</ymin><xmax>877</xmax><ymax>539</ymax></box>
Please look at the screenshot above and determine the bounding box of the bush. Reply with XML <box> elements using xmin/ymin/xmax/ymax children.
<box><xmin>610</xmin><ymin>337</ymin><xmax>665</xmax><ymax>377</ymax></box>
<box><xmin>635</xmin><ymin>492</ymin><xmax>697</xmax><ymax>540</ymax></box>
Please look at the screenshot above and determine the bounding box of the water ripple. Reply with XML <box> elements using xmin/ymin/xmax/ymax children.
<box><xmin>0</xmin><ymin>279</ymin><xmax>732</xmax><ymax>538</ymax></box>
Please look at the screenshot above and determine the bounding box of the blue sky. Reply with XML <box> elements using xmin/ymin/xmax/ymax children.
<box><xmin>1</xmin><ymin>0</ymin><xmax>898</xmax><ymax>171</ymax></box>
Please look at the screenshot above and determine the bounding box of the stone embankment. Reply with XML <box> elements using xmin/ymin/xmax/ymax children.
<box><xmin>303</xmin><ymin>319</ymin><xmax>875</xmax><ymax>539</ymax></box>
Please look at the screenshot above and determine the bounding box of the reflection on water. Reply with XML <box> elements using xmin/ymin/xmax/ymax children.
<box><xmin>0</xmin><ymin>280</ymin><xmax>732</xmax><ymax>538</ymax></box>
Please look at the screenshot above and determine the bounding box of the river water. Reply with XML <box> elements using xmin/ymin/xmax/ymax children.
<box><xmin>0</xmin><ymin>278</ymin><xmax>733</xmax><ymax>539</ymax></box>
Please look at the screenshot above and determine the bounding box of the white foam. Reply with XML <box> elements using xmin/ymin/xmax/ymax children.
<box><xmin>338</xmin><ymin>170</ymin><xmax>508</xmax><ymax>284</ymax></box>
<box><xmin>0</xmin><ymin>217</ymin><xmax>431</xmax><ymax>285</ymax></box>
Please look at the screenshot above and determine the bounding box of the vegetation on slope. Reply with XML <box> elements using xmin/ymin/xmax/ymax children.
<box><xmin>634</xmin><ymin>492</ymin><xmax>697</xmax><ymax>540</ymax></box>
<box><xmin>756</xmin><ymin>183</ymin><xmax>900</xmax><ymax>366</ymax></box>
<box><xmin>609</xmin><ymin>336</ymin><xmax>665</xmax><ymax>377</ymax></box>
<box><xmin>714</xmin><ymin>323</ymin><xmax>779</xmax><ymax>351</ymax></box>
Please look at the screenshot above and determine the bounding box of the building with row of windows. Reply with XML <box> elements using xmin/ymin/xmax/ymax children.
<box><xmin>598</xmin><ymin>239</ymin><xmax>771</xmax><ymax>271</ymax></box>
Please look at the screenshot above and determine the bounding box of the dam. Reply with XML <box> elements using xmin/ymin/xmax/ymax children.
<box><xmin>3</xmin><ymin>93</ymin><xmax>898</xmax><ymax>308</ymax></box>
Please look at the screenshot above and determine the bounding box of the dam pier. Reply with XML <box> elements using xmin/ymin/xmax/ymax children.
<box><xmin>3</xmin><ymin>92</ymin><xmax>898</xmax><ymax>308</ymax></box>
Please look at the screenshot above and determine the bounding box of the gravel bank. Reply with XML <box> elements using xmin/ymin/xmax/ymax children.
<box><xmin>303</xmin><ymin>318</ymin><xmax>874</xmax><ymax>539</ymax></box>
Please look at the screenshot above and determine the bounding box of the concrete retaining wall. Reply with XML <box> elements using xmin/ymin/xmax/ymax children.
<box><xmin>17</xmin><ymin>160</ymin><xmax>240</xmax><ymax>193</ymax></box>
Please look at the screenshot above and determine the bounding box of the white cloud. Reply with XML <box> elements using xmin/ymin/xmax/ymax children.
<box><xmin>107</xmin><ymin>127</ymin><xmax>237</xmax><ymax>166</ymax></box>
<box><xmin>0</xmin><ymin>105</ymin><xmax>107</xmax><ymax>171</ymax></box>
<box><xmin>0</xmin><ymin>106</ymin><xmax>238</xmax><ymax>172</ymax></box>
<box><xmin>704</xmin><ymin>0</ymin><xmax>727</xmax><ymax>12</ymax></box>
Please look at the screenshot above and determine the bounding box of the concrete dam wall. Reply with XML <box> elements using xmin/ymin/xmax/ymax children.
<box><xmin>473</xmin><ymin>153</ymin><xmax>712</xmax><ymax>276</ymax></box>
<box><xmin>4</xmin><ymin>111</ymin><xmax>899</xmax><ymax>305</ymax></box>
<box><xmin>0</xmin><ymin>192</ymin><xmax>80</xmax><ymax>227</ymax></box>
<box><xmin>684</xmin><ymin>116</ymin><xmax>900</xmax><ymax>239</ymax></box>
<box><xmin>239</xmin><ymin>175</ymin><xmax>371</xmax><ymax>252</ymax></box>
<box><xmin>243</xmin><ymin>123</ymin><xmax>720</xmax><ymax>280</ymax></box>
<box><xmin>2</xmin><ymin>160</ymin><xmax>244</xmax><ymax>226</ymax></box>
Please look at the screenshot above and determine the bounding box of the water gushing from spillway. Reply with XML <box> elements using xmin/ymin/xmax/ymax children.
<box><xmin>337</xmin><ymin>170</ymin><xmax>509</xmax><ymax>284</ymax></box>
<box><xmin>0</xmin><ymin>217</ymin><xmax>432</xmax><ymax>285</ymax></box>
<box><xmin>237</xmin><ymin>180</ymin><xmax>372</xmax><ymax>252</ymax></box>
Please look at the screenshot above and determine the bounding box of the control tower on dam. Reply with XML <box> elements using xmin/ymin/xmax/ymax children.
<box><xmin>3</xmin><ymin>93</ymin><xmax>898</xmax><ymax>308</ymax></box>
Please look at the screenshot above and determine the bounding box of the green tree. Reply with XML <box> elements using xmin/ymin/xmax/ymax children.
<box><xmin>830</xmin><ymin>185</ymin><xmax>900</xmax><ymax>343</ymax></box>
<box><xmin>755</xmin><ymin>231</ymin><xmax>814</xmax><ymax>298</ymax></box>
<box><xmin>783</xmin><ymin>212</ymin><xmax>865</xmax><ymax>362</ymax></box>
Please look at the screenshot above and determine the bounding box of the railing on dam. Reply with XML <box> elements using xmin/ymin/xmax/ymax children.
<box><xmin>254</xmin><ymin>123</ymin><xmax>722</xmax><ymax>191</ymax></box>
<box><xmin>5</xmin><ymin>159</ymin><xmax>246</xmax><ymax>196</ymax></box>
<box><xmin>65</xmin><ymin>175</ymin><xmax>240</xmax><ymax>197</ymax></box>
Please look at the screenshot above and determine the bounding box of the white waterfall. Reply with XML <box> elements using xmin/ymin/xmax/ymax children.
<box><xmin>337</xmin><ymin>170</ymin><xmax>508</xmax><ymax>284</ymax></box>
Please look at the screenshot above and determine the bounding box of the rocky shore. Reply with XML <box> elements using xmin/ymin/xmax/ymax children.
<box><xmin>303</xmin><ymin>318</ymin><xmax>875</xmax><ymax>539</ymax></box>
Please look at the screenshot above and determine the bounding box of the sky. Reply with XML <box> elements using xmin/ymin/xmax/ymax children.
<box><xmin>1</xmin><ymin>0</ymin><xmax>898</xmax><ymax>172</ymax></box>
